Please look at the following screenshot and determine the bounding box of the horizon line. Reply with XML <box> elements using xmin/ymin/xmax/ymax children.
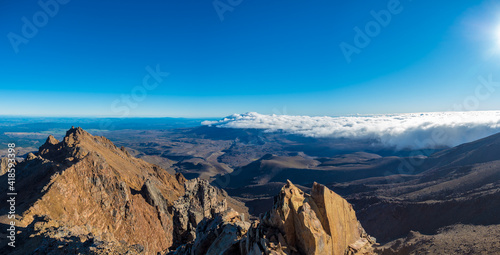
<box><xmin>1</xmin><ymin>109</ymin><xmax>500</xmax><ymax>119</ymax></box>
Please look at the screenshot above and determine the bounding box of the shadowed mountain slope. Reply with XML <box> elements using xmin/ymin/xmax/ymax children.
<box><xmin>331</xmin><ymin>132</ymin><xmax>500</xmax><ymax>243</ymax></box>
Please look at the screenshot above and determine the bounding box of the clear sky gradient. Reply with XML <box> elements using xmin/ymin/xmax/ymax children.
<box><xmin>1</xmin><ymin>0</ymin><xmax>500</xmax><ymax>117</ymax></box>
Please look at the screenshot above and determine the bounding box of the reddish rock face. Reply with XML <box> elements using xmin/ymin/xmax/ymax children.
<box><xmin>2</xmin><ymin>127</ymin><xmax>186</xmax><ymax>254</ymax></box>
<box><xmin>310</xmin><ymin>182</ymin><xmax>362</xmax><ymax>255</ymax></box>
<box><xmin>258</xmin><ymin>180</ymin><xmax>372</xmax><ymax>255</ymax></box>
<box><xmin>0</xmin><ymin>157</ymin><xmax>9</xmax><ymax>176</ymax></box>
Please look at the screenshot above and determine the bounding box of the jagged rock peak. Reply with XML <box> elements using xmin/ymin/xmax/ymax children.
<box><xmin>67</xmin><ymin>126</ymin><xmax>85</xmax><ymax>136</ymax></box>
<box><xmin>257</xmin><ymin>180</ymin><xmax>375</xmax><ymax>254</ymax></box>
<box><xmin>63</xmin><ymin>126</ymin><xmax>99</xmax><ymax>145</ymax></box>
<box><xmin>37</xmin><ymin>127</ymin><xmax>122</xmax><ymax>163</ymax></box>
<box><xmin>38</xmin><ymin>135</ymin><xmax>61</xmax><ymax>157</ymax></box>
<box><xmin>26</xmin><ymin>152</ymin><xmax>37</xmax><ymax>161</ymax></box>
<box><xmin>45</xmin><ymin>135</ymin><xmax>59</xmax><ymax>145</ymax></box>
<box><xmin>171</xmin><ymin>180</ymin><xmax>375</xmax><ymax>255</ymax></box>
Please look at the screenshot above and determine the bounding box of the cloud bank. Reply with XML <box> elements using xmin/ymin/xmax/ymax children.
<box><xmin>202</xmin><ymin>111</ymin><xmax>500</xmax><ymax>150</ymax></box>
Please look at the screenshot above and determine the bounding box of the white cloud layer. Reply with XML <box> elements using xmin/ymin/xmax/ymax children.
<box><xmin>202</xmin><ymin>111</ymin><xmax>500</xmax><ymax>150</ymax></box>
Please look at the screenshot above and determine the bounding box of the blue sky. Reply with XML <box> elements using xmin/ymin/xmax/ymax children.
<box><xmin>1</xmin><ymin>0</ymin><xmax>500</xmax><ymax>117</ymax></box>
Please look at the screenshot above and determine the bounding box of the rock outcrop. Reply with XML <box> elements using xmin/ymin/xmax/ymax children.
<box><xmin>253</xmin><ymin>181</ymin><xmax>375</xmax><ymax>255</ymax></box>
<box><xmin>171</xmin><ymin>180</ymin><xmax>375</xmax><ymax>255</ymax></box>
<box><xmin>0</xmin><ymin>127</ymin><xmax>186</xmax><ymax>254</ymax></box>
<box><xmin>0</xmin><ymin>157</ymin><xmax>9</xmax><ymax>176</ymax></box>
<box><xmin>172</xmin><ymin>178</ymin><xmax>228</xmax><ymax>248</ymax></box>
<box><xmin>171</xmin><ymin>178</ymin><xmax>248</xmax><ymax>249</ymax></box>
<box><xmin>173</xmin><ymin>209</ymin><xmax>251</xmax><ymax>255</ymax></box>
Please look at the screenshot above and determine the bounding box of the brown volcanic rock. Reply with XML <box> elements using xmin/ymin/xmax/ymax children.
<box><xmin>258</xmin><ymin>180</ymin><xmax>372</xmax><ymax>255</ymax></box>
<box><xmin>171</xmin><ymin>178</ymin><xmax>249</xmax><ymax>249</ymax></box>
<box><xmin>0</xmin><ymin>157</ymin><xmax>9</xmax><ymax>176</ymax></box>
<box><xmin>0</xmin><ymin>127</ymin><xmax>185</xmax><ymax>254</ymax></box>
<box><xmin>172</xmin><ymin>178</ymin><xmax>228</xmax><ymax>248</ymax></box>
<box><xmin>173</xmin><ymin>209</ymin><xmax>251</xmax><ymax>255</ymax></box>
<box><xmin>311</xmin><ymin>182</ymin><xmax>362</xmax><ymax>255</ymax></box>
<box><xmin>171</xmin><ymin>180</ymin><xmax>374</xmax><ymax>255</ymax></box>
<box><xmin>260</xmin><ymin>180</ymin><xmax>330</xmax><ymax>254</ymax></box>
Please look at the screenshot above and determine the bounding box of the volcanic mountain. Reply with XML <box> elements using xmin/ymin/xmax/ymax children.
<box><xmin>0</xmin><ymin>127</ymin><xmax>192</xmax><ymax>254</ymax></box>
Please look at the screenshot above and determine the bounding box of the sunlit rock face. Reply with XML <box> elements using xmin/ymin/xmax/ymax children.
<box><xmin>171</xmin><ymin>180</ymin><xmax>375</xmax><ymax>255</ymax></box>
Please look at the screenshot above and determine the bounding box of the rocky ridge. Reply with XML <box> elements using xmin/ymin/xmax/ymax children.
<box><xmin>0</xmin><ymin>127</ymin><xmax>186</xmax><ymax>254</ymax></box>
